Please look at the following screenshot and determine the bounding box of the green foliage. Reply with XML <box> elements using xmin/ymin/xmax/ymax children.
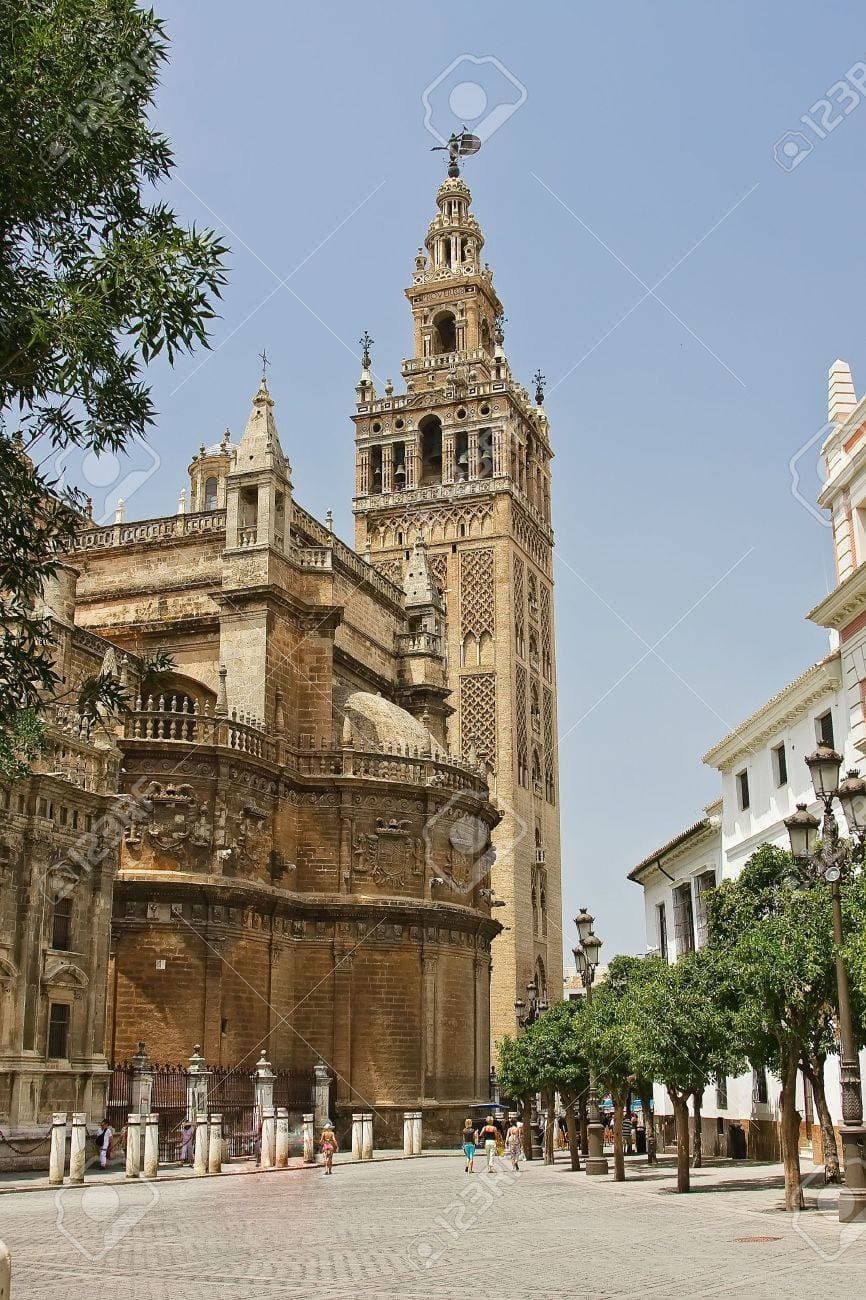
<box><xmin>496</xmin><ymin>1030</ymin><xmax>538</xmax><ymax>1100</ymax></box>
<box><xmin>0</xmin><ymin>707</ymin><xmax>46</xmax><ymax>781</ymax></box>
<box><xmin>630</xmin><ymin>947</ymin><xmax>743</xmax><ymax>1101</ymax></box>
<box><xmin>582</xmin><ymin>956</ymin><xmax>643</xmax><ymax>1102</ymax></box>
<box><xmin>139</xmin><ymin>650</ymin><xmax>176</xmax><ymax>696</ymax></box>
<box><xmin>706</xmin><ymin>842</ymin><xmax>842</xmax><ymax>1076</ymax></box>
<box><xmin>0</xmin><ymin>1</ymin><xmax>227</xmax><ymax>758</ymax></box>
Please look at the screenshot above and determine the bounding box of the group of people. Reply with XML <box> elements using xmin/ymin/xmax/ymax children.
<box><xmin>460</xmin><ymin>1115</ymin><xmax>523</xmax><ymax>1173</ymax></box>
<box><xmin>604</xmin><ymin>1110</ymin><xmax>644</xmax><ymax>1155</ymax></box>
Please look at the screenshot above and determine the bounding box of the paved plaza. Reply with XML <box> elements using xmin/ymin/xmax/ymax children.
<box><xmin>3</xmin><ymin>1152</ymin><xmax>866</xmax><ymax>1298</ymax></box>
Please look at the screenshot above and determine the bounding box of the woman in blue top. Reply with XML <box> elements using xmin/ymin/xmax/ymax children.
<box><xmin>461</xmin><ymin>1119</ymin><xmax>476</xmax><ymax>1172</ymax></box>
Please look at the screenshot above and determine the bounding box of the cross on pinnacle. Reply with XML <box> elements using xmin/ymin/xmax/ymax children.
<box><xmin>533</xmin><ymin>370</ymin><xmax>546</xmax><ymax>405</ymax></box>
<box><xmin>259</xmin><ymin>347</ymin><xmax>270</xmax><ymax>382</ymax></box>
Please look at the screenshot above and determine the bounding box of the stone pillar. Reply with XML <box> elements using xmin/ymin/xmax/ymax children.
<box><xmin>194</xmin><ymin>1112</ymin><xmax>209</xmax><ymax>1175</ymax></box>
<box><xmin>130</xmin><ymin>1042</ymin><xmax>154</xmax><ymax>1116</ymax></box>
<box><xmin>313</xmin><ymin>1060</ymin><xmax>331</xmax><ymax>1131</ymax></box>
<box><xmin>49</xmin><ymin>1113</ymin><xmax>67</xmax><ymax>1186</ymax></box>
<box><xmin>275</xmin><ymin>1108</ymin><xmax>290</xmax><ymax>1168</ymax></box>
<box><xmin>302</xmin><ymin>1112</ymin><xmax>315</xmax><ymax>1165</ymax></box>
<box><xmin>412</xmin><ymin>1111</ymin><xmax>422</xmax><ymax>1156</ymax></box>
<box><xmin>361</xmin><ymin>1112</ymin><xmax>373</xmax><ymax>1161</ymax></box>
<box><xmin>125</xmin><ymin>1113</ymin><xmax>141</xmax><ymax>1179</ymax></box>
<box><xmin>382</xmin><ymin>442</ymin><xmax>393</xmax><ymax>494</ymax></box>
<box><xmin>254</xmin><ymin>1051</ymin><xmax>275</xmax><ymax>1126</ymax></box>
<box><xmin>468</xmin><ymin>429</ymin><xmax>480</xmax><ymax>480</ymax></box>
<box><xmin>208</xmin><ymin>1113</ymin><xmax>223</xmax><ymax>1175</ymax></box>
<box><xmin>403</xmin><ymin>1112</ymin><xmax>413</xmax><ymax>1157</ymax></box>
<box><xmin>351</xmin><ymin>1112</ymin><xmax>363</xmax><ymax>1160</ymax></box>
<box><xmin>260</xmin><ymin>1106</ymin><xmax>276</xmax><ymax>1170</ymax></box>
<box><xmin>442</xmin><ymin>431</ymin><xmax>455</xmax><ymax>485</ymax></box>
<box><xmin>186</xmin><ymin>1044</ymin><xmax>211</xmax><ymax>1121</ymax></box>
<box><xmin>142</xmin><ymin>1112</ymin><xmax>159</xmax><ymax>1179</ymax></box>
<box><xmin>68</xmin><ymin>1113</ymin><xmax>87</xmax><ymax>1185</ymax></box>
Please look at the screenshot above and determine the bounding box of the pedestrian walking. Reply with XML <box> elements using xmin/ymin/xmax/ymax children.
<box><xmin>461</xmin><ymin>1118</ymin><xmax>476</xmax><ymax>1173</ymax></box>
<box><xmin>505</xmin><ymin>1120</ymin><xmax>522</xmax><ymax>1171</ymax></box>
<box><xmin>621</xmin><ymin>1112</ymin><xmax>632</xmax><ymax>1156</ymax></box>
<box><xmin>96</xmin><ymin>1119</ymin><xmax>114</xmax><ymax>1169</ymax></box>
<box><xmin>478</xmin><ymin>1115</ymin><xmax>499</xmax><ymax>1172</ymax></box>
<box><xmin>320</xmin><ymin>1120</ymin><xmax>338</xmax><ymax>1174</ymax></box>
<box><xmin>180</xmin><ymin>1121</ymin><xmax>195</xmax><ymax>1166</ymax></box>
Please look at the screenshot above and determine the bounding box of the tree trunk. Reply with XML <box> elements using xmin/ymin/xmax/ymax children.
<box><xmin>803</xmin><ymin>1055</ymin><xmax>841</xmax><ymax>1184</ymax></box>
<box><xmin>640</xmin><ymin>1090</ymin><xmax>657</xmax><ymax>1165</ymax></box>
<box><xmin>668</xmin><ymin>1088</ymin><xmax>690</xmax><ymax>1193</ymax></box>
<box><xmin>612</xmin><ymin>1097</ymin><xmax>625</xmax><ymax>1182</ymax></box>
<box><xmin>543</xmin><ymin>1091</ymin><xmax>555</xmax><ymax>1165</ymax></box>
<box><xmin>521</xmin><ymin>1096</ymin><xmax>533</xmax><ymax>1160</ymax></box>
<box><xmin>779</xmin><ymin>1050</ymin><xmax>804</xmax><ymax>1211</ymax></box>
<box><xmin>563</xmin><ymin>1090</ymin><xmax>581</xmax><ymax>1170</ymax></box>
<box><xmin>691</xmin><ymin>1088</ymin><xmax>703</xmax><ymax>1169</ymax></box>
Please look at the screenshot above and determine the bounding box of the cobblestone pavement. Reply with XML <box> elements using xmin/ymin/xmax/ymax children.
<box><xmin>4</xmin><ymin>1152</ymin><xmax>866</xmax><ymax>1298</ymax></box>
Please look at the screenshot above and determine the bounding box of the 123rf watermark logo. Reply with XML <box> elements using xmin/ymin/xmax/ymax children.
<box><xmin>422</xmin><ymin>788</ymin><xmax>526</xmax><ymax>898</ymax></box>
<box><xmin>774</xmin><ymin>60</ymin><xmax>866</xmax><ymax>172</ymax></box>
<box><xmin>55</xmin><ymin>1167</ymin><xmax>159</xmax><ymax>1262</ymax></box>
<box><xmin>792</xmin><ymin>1160</ymin><xmax>866</xmax><ymax>1263</ymax></box>
<box><xmin>788</xmin><ymin>421</ymin><xmax>832</xmax><ymax>526</ymax></box>
<box><xmin>52</xmin><ymin>435</ymin><xmax>160</xmax><ymax>525</ymax></box>
<box><xmin>422</xmin><ymin>55</ymin><xmax>527</xmax><ymax>149</ymax></box>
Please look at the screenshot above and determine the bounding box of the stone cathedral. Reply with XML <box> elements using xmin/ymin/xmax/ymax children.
<box><xmin>0</xmin><ymin>160</ymin><xmax>561</xmax><ymax>1148</ymax></box>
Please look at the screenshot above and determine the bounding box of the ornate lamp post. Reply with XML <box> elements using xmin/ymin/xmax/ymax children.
<box><xmin>784</xmin><ymin>742</ymin><xmax>866</xmax><ymax>1224</ymax></box>
<box><xmin>573</xmin><ymin>908</ymin><xmax>608</xmax><ymax>1176</ymax></box>
<box><xmin>514</xmin><ymin>977</ymin><xmax>548</xmax><ymax>1159</ymax></box>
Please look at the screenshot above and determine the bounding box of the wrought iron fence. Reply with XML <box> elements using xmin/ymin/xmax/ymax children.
<box><xmin>106</xmin><ymin>1061</ymin><xmax>314</xmax><ymax>1162</ymax></box>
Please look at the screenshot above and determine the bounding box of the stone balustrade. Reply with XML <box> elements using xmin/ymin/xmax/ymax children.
<box><xmin>122</xmin><ymin>701</ymin><xmax>488</xmax><ymax>794</ymax></box>
<box><xmin>73</xmin><ymin>508</ymin><xmax>227</xmax><ymax>551</ymax></box>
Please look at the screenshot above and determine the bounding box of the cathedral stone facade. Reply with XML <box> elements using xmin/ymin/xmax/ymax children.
<box><xmin>1</xmin><ymin>162</ymin><xmax>562</xmax><ymax>1149</ymax></box>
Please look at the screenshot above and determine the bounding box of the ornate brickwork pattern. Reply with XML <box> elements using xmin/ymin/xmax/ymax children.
<box><xmin>513</xmin><ymin>503</ymin><xmax>551</xmax><ymax>573</ymax></box>
<box><xmin>514</xmin><ymin>556</ymin><xmax>525</xmax><ymax>660</ymax></box>
<box><xmin>515</xmin><ymin>662</ymin><xmax>528</xmax><ymax>786</ymax></box>
<box><xmin>543</xmin><ymin>686</ymin><xmax>555</xmax><ymax>804</ymax></box>
<box><xmin>459</xmin><ymin>548</ymin><xmax>494</xmax><ymax>639</ymax></box>
<box><xmin>372</xmin><ymin>556</ymin><xmax>404</xmax><ymax>587</ymax></box>
<box><xmin>540</xmin><ymin>583</ymin><xmax>552</xmax><ymax>681</ymax></box>
<box><xmin>459</xmin><ymin>673</ymin><xmax>496</xmax><ymax>760</ymax></box>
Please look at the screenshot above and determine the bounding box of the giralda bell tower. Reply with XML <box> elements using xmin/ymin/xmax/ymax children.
<box><xmin>352</xmin><ymin>144</ymin><xmax>562</xmax><ymax>1044</ymax></box>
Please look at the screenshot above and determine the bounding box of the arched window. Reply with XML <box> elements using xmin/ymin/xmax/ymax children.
<box><xmin>431</xmin><ymin>311</ymin><xmax>456</xmax><ymax>355</ymax></box>
<box><xmin>532</xmin><ymin>748</ymin><xmax>542</xmax><ymax>791</ymax></box>
<box><xmin>419</xmin><ymin>414</ymin><xmax>443</xmax><ymax>485</ymax></box>
<box><xmin>51</xmin><ymin>895</ymin><xmax>72</xmax><ymax>951</ymax></box>
<box><xmin>204</xmin><ymin>476</ymin><xmax>219</xmax><ymax>510</ymax></box>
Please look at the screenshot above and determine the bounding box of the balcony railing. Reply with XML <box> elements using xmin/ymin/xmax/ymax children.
<box><xmin>122</xmin><ymin>699</ymin><xmax>487</xmax><ymax>793</ymax></box>
<box><xmin>73</xmin><ymin>509</ymin><xmax>227</xmax><ymax>552</ymax></box>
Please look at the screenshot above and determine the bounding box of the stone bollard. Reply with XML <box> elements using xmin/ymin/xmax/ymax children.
<box><xmin>68</xmin><ymin>1113</ymin><xmax>87</xmax><ymax>1185</ymax></box>
<box><xmin>361</xmin><ymin>1112</ymin><xmax>373</xmax><ymax>1161</ymax></box>
<box><xmin>275</xmin><ymin>1109</ymin><xmax>290</xmax><ymax>1168</ymax></box>
<box><xmin>49</xmin><ymin>1113</ymin><xmax>67</xmax><ymax>1186</ymax></box>
<box><xmin>351</xmin><ymin>1112</ymin><xmax>363</xmax><ymax>1160</ymax></box>
<box><xmin>412</xmin><ymin>1110</ymin><xmax>422</xmax><ymax>1156</ymax></box>
<box><xmin>208</xmin><ymin>1113</ymin><xmax>223</xmax><ymax>1174</ymax></box>
<box><xmin>125</xmin><ymin>1113</ymin><xmax>141</xmax><ymax>1179</ymax></box>
<box><xmin>0</xmin><ymin>1239</ymin><xmax>9</xmax><ymax>1300</ymax></box>
<box><xmin>403</xmin><ymin>1112</ymin><xmax>413</xmax><ymax>1157</ymax></box>
<box><xmin>260</xmin><ymin>1106</ymin><xmax>276</xmax><ymax>1170</ymax></box>
<box><xmin>194</xmin><ymin>1112</ymin><xmax>209</xmax><ymax>1175</ymax></box>
<box><xmin>301</xmin><ymin>1112</ymin><xmax>314</xmax><ymax>1166</ymax></box>
<box><xmin>143</xmin><ymin>1112</ymin><xmax>159</xmax><ymax>1179</ymax></box>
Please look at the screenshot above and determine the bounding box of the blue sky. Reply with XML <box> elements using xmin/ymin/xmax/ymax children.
<box><xmin>59</xmin><ymin>2</ymin><xmax>866</xmax><ymax>960</ymax></box>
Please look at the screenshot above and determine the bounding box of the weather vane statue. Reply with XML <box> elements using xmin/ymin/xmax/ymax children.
<box><xmin>359</xmin><ymin>331</ymin><xmax>373</xmax><ymax>369</ymax></box>
<box><xmin>431</xmin><ymin>127</ymin><xmax>482</xmax><ymax>177</ymax></box>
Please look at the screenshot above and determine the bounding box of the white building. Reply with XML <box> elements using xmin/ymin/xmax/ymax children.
<box><xmin>628</xmin><ymin>359</ymin><xmax>866</xmax><ymax>1159</ymax></box>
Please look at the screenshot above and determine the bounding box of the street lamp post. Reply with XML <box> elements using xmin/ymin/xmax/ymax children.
<box><xmin>784</xmin><ymin>742</ymin><xmax>866</xmax><ymax>1225</ymax></box>
<box><xmin>514</xmin><ymin>978</ymin><xmax>548</xmax><ymax>1159</ymax></box>
<box><xmin>574</xmin><ymin>908</ymin><xmax>608</xmax><ymax>1176</ymax></box>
